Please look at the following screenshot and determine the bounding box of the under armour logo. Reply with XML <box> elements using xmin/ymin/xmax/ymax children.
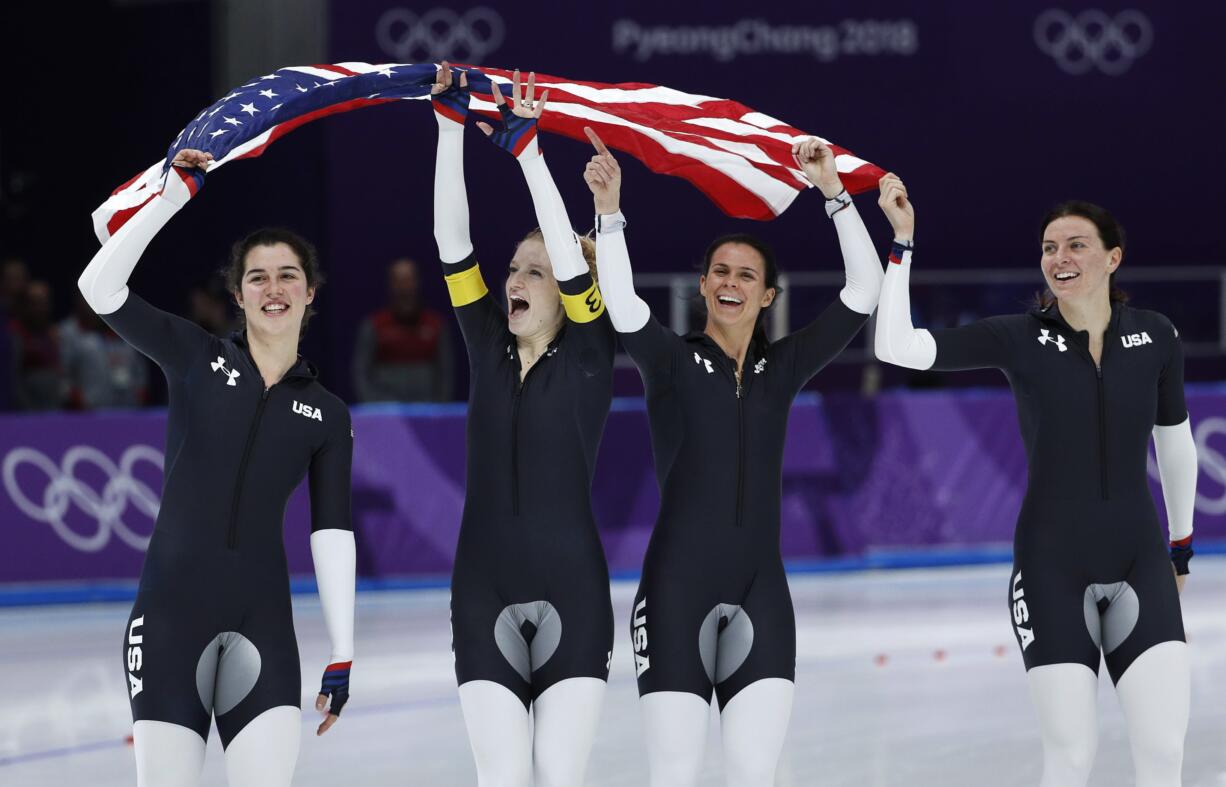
<box><xmin>753</xmin><ymin>358</ymin><xmax>767</xmax><ymax>375</ymax></box>
<box><xmin>693</xmin><ymin>352</ymin><xmax>714</xmax><ymax>374</ymax></box>
<box><xmin>210</xmin><ymin>356</ymin><xmax>241</xmax><ymax>385</ymax></box>
<box><xmin>1037</xmin><ymin>329</ymin><xmax>1067</xmax><ymax>352</ymax></box>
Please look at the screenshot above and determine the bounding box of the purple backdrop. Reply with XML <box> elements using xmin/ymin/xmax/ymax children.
<box><xmin>3</xmin><ymin>388</ymin><xmax>1224</xmax><ymax>585</ymax></box>
<box><xmin>320</xmin><ymin>1</ymin><xmax>1226</xmax><ymax>400</ymax></box>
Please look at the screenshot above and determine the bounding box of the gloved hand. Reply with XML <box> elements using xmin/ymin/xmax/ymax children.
<box><xmin>315</xmin><ymin>660</ymin><xmax>351</xmax><ymax>735</ymax></box>
<box><xmin>431</xmin><ymin>60</ymin><xmax>471</xmax><ymax>129</ymax></box>
<box><xmin>476</xmin><ymin>68</ymin><xmax>545</xmax><ymax>159</ymax></box>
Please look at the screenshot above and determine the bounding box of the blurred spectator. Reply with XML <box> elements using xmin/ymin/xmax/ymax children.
<box><xmin>188</xmin><ymin>280</ymin><xmax>237</xmax><ymax>337</ymax></box>
<box><xmin>1</xmin><ymin>257</ymin><xmax>31</xmax><ymax>311</ymax></box>
<box><xmin>60</xmin><ymin>292</ymin><xmax>149</xmax><ymax>409</ymax></box>
<box><xmin>353</xmin><ymin>258</ymin><xmax>453</xmax><ymax>403</ymax></box>
<box><xmin>0</xmin><ymin>258</ymin><xmax>26</xmax><ymax>410</ymax></box>
<box><xmin>9</xmin><ymin>280</ymin><xmax>67</xmax><ymax>410</ymax></box>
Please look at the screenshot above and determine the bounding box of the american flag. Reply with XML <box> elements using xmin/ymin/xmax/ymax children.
<box><xmin>93</xmin><ymin>62</ymin><xmax>885</xmax><ymax>242</ymax></box>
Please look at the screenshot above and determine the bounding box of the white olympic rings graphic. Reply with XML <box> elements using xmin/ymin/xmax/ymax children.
<box><xmin>376</xmin><ymin>7</ymin><xmax>505</xmax><ymax>63</ymax></box>
<box><xmin>1034</xmin><ymin>9</ymin><xmax>1153</xmax><ymax>76</ymax></box>
<box><xmin>3</xmin><ymin>445</ymin><xmax>163</xmax><ymax>553</ymax></box>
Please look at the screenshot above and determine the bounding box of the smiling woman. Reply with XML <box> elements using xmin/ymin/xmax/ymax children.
<box><xmin>223</xmin><ymin>228</ymin><xmax>326</xmax><ymax>340</ymax></box>
<box><xmin>75</xmin><ymin>149</ymin><xmax>357</xmax><ymax>787</ymax></box>
<box><xmin>587</xmin><ymin>131</ymin><xmax>884</xmax><ymax>786</ymax></box>
<box><xmin>873</xmin><ymin>183</ymin><xmax>1198</xmax><ymax>787</ymax></box>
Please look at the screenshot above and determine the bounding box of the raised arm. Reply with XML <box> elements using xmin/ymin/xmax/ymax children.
<box><xmin>793</xmin><ymin>137</ymin><xmax>883</xmax><ymax>316</ymax></box>
<box><xmin>583</xmin><ymin>128</ymin><xmax>650</xmax><ymax>334</ymax></box>
<box><xmin>431</xmin><ymin>64</ymin><xmax>501</xmax><ymax>352</ymax></box>
<box><xmin>78</xmin><ymin>151</ymin><xmax>214</xmax><ymax>375</ymax></box>
<box><xmin>308</xmin><ymin>406</ymin><xmax>356</xmax><ymax>735</ymax></box>
<box><xmin>873</xmin><ymin>174</ymin><xmax>1010</xmax><ymax>372</ymax></box>
<box><xmin>78</xmin><ymin>150</ymin><xmax>208</xmax><ymax>315</ymax></box>
<box><xmin>768</xmin><ymin>138</ymin><xmax>881</xmax><ymax>389</ymax></box>
<box><xmin>872</xmin><ymin>173</ymin><xmax>935</xmax><ymax>369</ymax></box>
<box><xmin>478</xmin><ymin>71</ymin><xmax>605</xmax><ymax>328</ymax></box>
<box><xmin>432</xmin><ymin>64</ymin><xmax>474</xmax><ymax>267</ymax></box>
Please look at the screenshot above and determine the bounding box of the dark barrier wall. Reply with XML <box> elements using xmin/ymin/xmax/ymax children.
<box><xmin>4</xmin><ymin>387</ymin><xmax>1224</xmax><ymax>585</ymax></box>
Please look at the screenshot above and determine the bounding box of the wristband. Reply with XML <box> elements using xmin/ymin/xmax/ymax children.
<box><xmin>1170</xmin><ymin>536</ymin><xmax>1193</xmax><ymax>576</ymax></box>
<box><xmin>824</xmin><ymin>188</ymin><xmax>852</xmax><ymax>218</ymax></box>
<box><xmin>888</xmin><ymin>239</ymin><xmax>914</xmax><ymax>265</ymax></box>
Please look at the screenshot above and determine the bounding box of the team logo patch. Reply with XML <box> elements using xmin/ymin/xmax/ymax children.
<box><xmin>1121</xmin><ymin>331</ymin><xmax>1152</xmax><ymax>348</ymax></box>
<box><xmin>292</xmin><ymin>401</ymin><xmax>323</xmax><ymax>421</ymax></box>
<box><xmin>1037</xmin><ymin>329</ymin><xmax>1067</xmax><ymax>352</ymax></box>
<box><xmin>632</xmin><ymin>598</ymin><xmax>650</xmax><ymax>677</ymax></box>
<box><xmin>693</xmin><ymin>352</ymin><xmax>714</xmax><ymax>374</ymax></box>
<box><xmin>210</xmin><ymin>356</ymin><xmax>241</xmax><ymax>386</ymax></box>
<box><xmin>127</xmin><ymin>615</ymin><xmax>145</xmax><ymax>698</ymax></box>
<box><xmin>1012</xmin><ymin>571</ymin><xmax>1035</xmax><ymax>651</ymax></box>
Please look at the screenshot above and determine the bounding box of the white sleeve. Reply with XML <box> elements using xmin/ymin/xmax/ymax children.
<box><xmin>310</xmin><ymin>529</ymin><xmax>356</xmax><ymax>663</ymax></box>
<box><xmin>78</xmin><ymin>170</ymin><xmax>194</xmax><ymax>315</ymax></box>
<box><xmin>593</xmin><ymin>211</ymin><xmax>651</xmax><ymax>333</ymax></box>
<box><xmin>433</xmin><ymin>115</ymin><xmax>474</xmax><ymax>265</ymax></box>
<box><xmin>828</xmin><ymin>201</ymin><xmax>884</xmax><ymax>315</ymax></box>
<box><xmin>873</xmin><ymin>249</ymin><xmax>938</xmax><ymax>370</ymax></box>
<box><xmin>518</xmin><ymin>154</ymin><xmax>589</xmax><ymax>282</ymax></box>
<box><xmin>1153</xmin><ymin>418</ymin><xmax>1197</xmax><ymax>543</ymax></box>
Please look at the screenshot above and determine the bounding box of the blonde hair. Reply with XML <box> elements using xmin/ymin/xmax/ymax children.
<box><xmin>519</xmin><ymin>228</ymin><xmax>598</xmax><ymax>282</ymax></box>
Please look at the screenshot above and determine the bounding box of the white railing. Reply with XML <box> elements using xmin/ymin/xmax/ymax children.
<box><xmin>624</xmin><ymin>266</ymin><xmax>1226</xmax><ymax>364</ymax></box>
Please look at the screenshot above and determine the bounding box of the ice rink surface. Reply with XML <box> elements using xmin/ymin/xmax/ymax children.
<box><xmin>3</xmin><ymin>559</ymin><xmax>1224</xmax><ymax>786</ymax></box>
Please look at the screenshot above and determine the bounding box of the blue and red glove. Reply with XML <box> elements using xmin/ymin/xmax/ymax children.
<box><xmin>318</xmin><ymin>660</ymin><xmax>351</xmax><ymax>717</ymax></box>
<box><xmin>431</xmin><ymin>65</ymin><xmax>471</xmax><ymax>127</ymax></box>
<box><xmin>482</xmin><ymin>102</ymin><xmax>539</xmax><ymax>159</ymax></box>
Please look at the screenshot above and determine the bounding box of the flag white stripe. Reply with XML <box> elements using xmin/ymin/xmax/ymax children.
<box><xmin>284</xmin><ymin>66</ymin><xmax>349</xmax><ymax>80</ymax></box>
<box><xmin>469</xmin><ymin>96</ymin><xmax>800</xmax><ymax>215</ymax></box>
<box><xmin>683</xmin><ymin>116</ymin><xmax>823</xmax><ymax>146</ymax></box>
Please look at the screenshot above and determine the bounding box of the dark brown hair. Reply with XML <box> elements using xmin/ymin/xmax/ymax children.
<box><xmin>224</xmin><ymin>228</ymin><xmax>324</xmax><ymax>336</ymax></box>
<box><xmin>701</xmin><ymin>233</ymin><xmax>782</xmax><ymax>352</ymax></box>
<box><xmin>1035</xmin><ymin>201</ymin><xmax>1128</xmax><ymax>310</ymax></box>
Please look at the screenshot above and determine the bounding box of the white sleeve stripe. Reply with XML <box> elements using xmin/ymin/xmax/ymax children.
<box><xmin>1153</xmin><ymin>418</ymin><xmax>1197</xmax><ymax>543</ymax></box>
<box><xmin>593</xmin><ymin>215</ymin><xmax>650</xmax><ymax>333</ymax></box>
<box><xmin>830</xmin><ymin>203</ymin><xmax>883</xmax><ymax>316</ymax></box>
<box><xmin>310</xmin><ymin>529</ymin><xmax>356</xmax><ymax>663</ymax></box>
<box><xmin>873</xmin><ymin>251</ymin><xmax>938</xmax><ymax>370</ymax></box>
<box><xmin>79</xmin><ymin>194</ymin><xmax>181</xmax><ymax>316</ymax></box>
<box><xmin>519</xmin><ymin>155</ymin><xmax>589</xmax><ymax>282</ymax></box>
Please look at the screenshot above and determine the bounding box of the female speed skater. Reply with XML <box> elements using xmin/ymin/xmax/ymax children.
<box><xmin>873</xmin><ymin>174</ymin><xmax>1196</xmax><ymax>787</ymax></box>
<box><xmin>78</xmin><ymin>149</ymin><xmax>356</xmax><ymax>787</ymax></box>
<box><xmin>430</xmin><ymin>64</ymin><xmax>615</xmax><ymax>787</ymax></box>
<box><xmin>585</xmin><ymin>128</ymin><xmax>884</xmax><ymax>786</ymax></box>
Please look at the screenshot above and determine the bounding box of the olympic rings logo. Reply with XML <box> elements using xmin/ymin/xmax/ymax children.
<box><xmin>3</xmin><ymin>445</ymin><xmax>162</xmax><ymax>553</ymax></box>
<box><xmin>1033</xmin><ymin>9</ymin><xmax>1153</xmax><ymax>76</ymax></box>
<box><xmin>376</xmin><ymin>7</ymin><xmax>505</xmax><ymax>63</ymax></box>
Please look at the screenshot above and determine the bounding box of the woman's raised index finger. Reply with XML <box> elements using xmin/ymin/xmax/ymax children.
<box><xmin>584</xmin><ymin>126</ymin><xmax>610</xmax><ymax>155</ymax></box>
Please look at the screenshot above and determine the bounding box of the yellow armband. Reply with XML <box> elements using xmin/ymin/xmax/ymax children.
<box><xmin>561</xmin><ymin>281</ymin><xmax>605</xmax><ymax>323</ymax></box>
<box><xmin>444</xmin><ymin>264</ymin><xmax>488</xmax><ymax>307</ymax></box>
